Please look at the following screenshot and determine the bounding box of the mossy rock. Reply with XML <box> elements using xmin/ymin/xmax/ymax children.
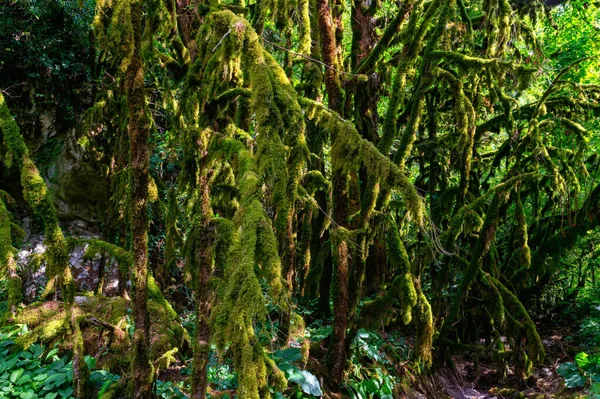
<box><xmin>12</xmin><ymin>293</ymin><xmax>188</xmax><ymax>373</ymax></box>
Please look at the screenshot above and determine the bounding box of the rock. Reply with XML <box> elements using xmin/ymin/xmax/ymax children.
<box><xmin>74</xmin><ymin>296</ymin><xmax>91</xmax><ymax>305</ymax></box>
<box><xmin>48</xmin><ymin>130</ymin><xmax>108</xmax><ymax>225</ymax></box>
<box><xmin>17</xmin><ymin>232</ymin><xmax>121</xmax><ymax>299</ymax></box>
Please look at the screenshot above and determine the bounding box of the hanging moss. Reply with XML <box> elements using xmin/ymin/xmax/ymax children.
<box><xmin>489</xmin><ymin>276</ymin><xmax>545</xmax><ymax>366</ymax></box>
<box><xmin>157</xmin><ymin>188</ymin><xmax>181</xmax><ymax>286</ymax></box>
<box><xmin>0</xmin><ymin>93</ymin><xmax>72</xmax><ymax>304</ymax></box>
<box><xmin>70</xmin><ymin>238</ymin><xmax>134</xmax><ymax>284</ymax></box>
<box><xmin>209</xmin><ymin>153</ymin><xmax>287</xmax><ymax>397</ymax></box>
<box><xmin>514</xmin><ymin>190</ymin><xmax>531</xmax><ymax>270</ymax></box>
<box><xmin>0</xmin><ymin>94</ymin><xmax>28</xmax><ymax>169</ymax></box>
<box><xmin>0</xmin><ymin>199</ymin><xmax>21</xmax><ymax>320</ymax></box>
<box><xmin>415</xmin><ymin>287</ymin><xmax>433</xmax><ymax>367</ymax></box>
<box><xmin>299</xmin><ymin>97</ymin><xmax>426</xmax><ymax>228</ymax></box>
<box><xmin>357</xmin><ymin>217</ymin><xmax>417</xmax><ymax>328</ymax></box>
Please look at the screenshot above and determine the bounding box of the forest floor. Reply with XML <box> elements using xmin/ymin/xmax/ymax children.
<box><xmin>13</xmin><ymin>236</ymin><xmax>589</xmax><ymax>399</ymax></box>
<box><xmin>421</xmin><ymin>324</ymin><xmax>586</xmax><ymax>399</ymax></box>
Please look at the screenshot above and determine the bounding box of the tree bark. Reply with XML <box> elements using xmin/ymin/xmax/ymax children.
<box><xmin>190</xmin><ymin>168</ymin><xmax>214</xmax><ymax>399</ymax></box>
<box><xmin>127</xmin><ymin>1</ymin><xmax>153</xmax><ymax>397</ymax></box>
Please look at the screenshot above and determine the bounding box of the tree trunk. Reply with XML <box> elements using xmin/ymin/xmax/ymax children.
<box><xmin>127</xmin><ymin>1</ymin><xmax>153</xmax><ymax>397</ymax></box>
<box><xmin>191</xmin><ymin>171</ymin><xmax>214</xmax><ymax>398</ymax></box>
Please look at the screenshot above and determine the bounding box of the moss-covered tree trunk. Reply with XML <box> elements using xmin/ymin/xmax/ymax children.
<box><xmin>316</xmin><ymin>0</ymin><xmax>351</xmax><ymax>386</ymax></box>
<box><xmin>1</xmin><ymin>93</ymin><xmax>88</xmax><ymax>397</ymax></box>
<box><xmin>126</xmin><ymin>1</ymin><xmax>154</xmax><ymax>396</ymax></box>
<box><xmin>190</xmin><ymin>166</ymin><xmax>214</xmax><ymax>399</ymax></box>
<box><xmin>0</xmin><ymin>198</ymin><xmax>21</xmax><ymax>320</ymax></box>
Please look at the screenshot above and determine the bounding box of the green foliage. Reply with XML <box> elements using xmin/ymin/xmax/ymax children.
<box><xmin>0</xmin><ymin>325</ymin><xmax>76</xmax><ymax>399</ymax></box>
<box><xmin>558</xmin><ymin>352</ymin><xmax>600</xmax><ymax>396</ymax></box>
<box><xmin>347</xmin><ymin>368</ymin><xmax>396</xmax><ymax>399</ymax></box>
<box><xmin>272</xmin><ymin>347</ymin><xmax>323</xmax><ymax>398</ymax></box>
<box><xmin>0</xmin><ymin>0</ymin><xmax>94</xmax><ymax>118</ymax></box>
<box><xmin>154</xmin><ymin>380</ymin><xmax>187</xmax><ymax>399</ymax></box>
<box><xmin>343</xmin><ymin>330</ymin><xmax>407</xmax><ymax>398</ymax></box>
<box><xmin>3</xmin><ymin>0</ymin><xmax>600</xmax><ymax>396</ymax></box>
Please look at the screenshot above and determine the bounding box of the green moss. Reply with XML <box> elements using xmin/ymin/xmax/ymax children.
<box><xmin>463</xmin><ymin>209</ymin><xmax>484</xmax><ymax>234</ymax></box>
<box><xmin>358</xmin><ymin>218</ymin><xmax>417</xmax><ymax>328</ymax></box>
<box><xmin>0</xmin><ymin>199</ymin><xmax>21</xmax><ymax>318</ymax></box>
<box><xmin>13</xmin><ymin>294</ymin><xmax>185</xmax><ymax>375</ymax></box>
<box><xmin>72</xmin><ymin>238</ymin><xmax>133</xmax><ymax>281</ymax></box>
<box><xmin>415</xmin><ymin>289</ymin><xmax>433</xmax><ymax>367</ymax></box>
<box><xmin>15</xmin><ymin>312</ymin><xmax>70</xmax><ymax>348</ymax></box>
<box><xmin>1</xmin><ymin>93</ymin><xmax>71</xmax><ymax>305</ymax></box>
<box><xmin>490</xmin><ymin>276</ymin><xmax>545</xmax><ymax>366</ymax></box>
<box><xmin>299</xmin><ymin>97</ymin><xmax>426</xmax><ymax>228</ymax></box>
<box><xmin>514</xmin><ymin>190</ymin><xmax>531</xmax><ymax>270</ymax></box>
<box><xmin>71</xmin><ymin>307</ymin><xmax>90</xmax><ymax>398</ymax></box>
<box><xmin>147</xmin><ymin>275</ymin><xmax>179</xmax><ymax>322</ymax></box>
<box><xmin>0</xmin><ymin>94</ymin><xmax>28</xmax><ymax>168</ymax></box>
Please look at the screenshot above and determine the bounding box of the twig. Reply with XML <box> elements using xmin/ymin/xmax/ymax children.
<box><xmin>1</xmin><ymin>82</ymin><xmax>26</xmax><ymax>98</ymax></box>
<box><xmin>260</xmin><ymin>36</ymin><xmax>362</xmax><ymax>78</ymax></box>
<box><xmin>213</xmin><ymin>28</ymin><xmax>232</xmax><ymax>52</ymax></box>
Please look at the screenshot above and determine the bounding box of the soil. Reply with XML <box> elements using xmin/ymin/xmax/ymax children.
<box><xmin>416</xmin><ymin>324</ymin><xmax>589</xmax><ymax>399</ymax></box>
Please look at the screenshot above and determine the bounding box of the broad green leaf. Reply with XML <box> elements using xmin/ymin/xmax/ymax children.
<box><xmin>45</xmin><ymin>348</ymin><xmax>59</xmax><ymax>361</ymax></box>
<box><xmin>57</xmin><ymin>386</ymin><xmax>73</xmax><ymax>398</ymax></box>
<box><xmin>363</xmin><ymin>379</ymin><xmax>379</xmax><ymax>393</ymax></box>
<box><xmin>565</xmin><ymin>372</ymin><xmax>586</xmax><ymax>388</ymax></box>
<box><xmin>293</xmin><ymin>370</ymin><xmax>323</xmax><ymax>397</ymax></box>
<box><xmin>16</xmin><ymin>373</ymin><xmax>32</xmax><ymax>386</ymax></box>
<box><xmin>10</xmin><ymin>368</ymin><xmax>24</xmax><ymax>383</ymax></box>
<box><xmin>273</xmin><ymin>347</ymin><xmax>302</xmax><ymax>363</ymax></box>
<box><xmin>44</xmin><ymin>373</ymin><xmax>66</xmax><ymax>387</ymax></box>
<box><xmin>19</xmin><ymin>391</ymin><xmax>35</xmax><ymax>399</ymax></box>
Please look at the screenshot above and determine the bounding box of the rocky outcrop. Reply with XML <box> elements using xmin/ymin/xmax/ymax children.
<box><xmin>1</xmin><ymin>105</ymin><xmax>107</xmax><ymax>229</ymax></box>
<box><xmin>17</xmin><ymin>232</ymin><xmax>121</xmax><ymax>301</ymax></box>
<box><xmin>47</xmin><ymin>129</ymin><xmax>108</xmax><ymax>225</ymax></box>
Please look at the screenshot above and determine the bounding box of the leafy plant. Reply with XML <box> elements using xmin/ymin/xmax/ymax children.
<box><xmin>155</xmin><ymin>380</ymin><xmax>188</xmax><ymax>399</ymax></box>
<box><xmin>346</xmin><ymin>368</ymin><xmax>396</xmax><ymax>399</ymax></box>
<box><xmin>0</xmin><ymin>326</ymin><xmax>75</xmax><ymax>399</ymax></box>
<box><xmin>558</xmin><ymin>352</ymin><xmax>600</xmax><ymax>396</ymax></box>
<box><xmin>206</xmin><ymin>355</ymin><xmax>236</xmax><ymax>392</ymax></box>
<box><xmin>343</xmin><ymin>330</ymin><xmax>402</xmax><ymax>398</ymax></box>
<box><xmin>272</xmin><ymin>347</ymin><xmax>323</xmax><ymax>398</ymax></box>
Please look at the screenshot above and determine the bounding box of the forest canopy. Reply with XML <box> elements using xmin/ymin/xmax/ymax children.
<box><xmin>1</xmin><ymin>0</ymin><xmax>600</xmax><ymax>398</ymax></box>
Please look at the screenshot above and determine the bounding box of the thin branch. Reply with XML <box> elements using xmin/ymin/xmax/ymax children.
<box><xmin>260</xmin><ymin>36</ymin><xmax>363</xmax><ymax>78</ymax></box>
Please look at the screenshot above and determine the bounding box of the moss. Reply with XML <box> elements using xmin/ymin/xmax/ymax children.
<box><xmin>147</xmin><ymin>275</ymin><xmax>178</xmax><ymax>320</ymax></box>
<box><xmin>288</xmin><ymin>312</ymin><xmax>306</xmax><ymax>340</ymax></box>
<box><xmin>15</xmin><ymin>313</ymin><xmax>70</xmax><ymax>348</ymax></box>
<box><xmin>357</xmin><ymin>218</ymin><xmax>417</xmax><ymax>328</ymax></box>
<box><xmin>395</xmin><ymin>92</ymin><xmax>425</xmax><ymax>169</ymax></box>
<box><xmin>22</xmin><ymin>155</ymin><xmax>71</xmax><ymax>300</ymax></box>
<box><xmin>0</xmin><ymin>199</ymin><xmax>21</xmax><ymax>318</ymax></box>
<box><xmin>148</xmin><ymin>177</ymin><xmax>159</xmax><ymax>203</ymax></box>
<box><xmin>514</xmin><ymin>190</ymin><xmax>531</xmax><ymax>270</ymax></box>
<box><xmin>12</xmin><ymin>294</ymin><xmax>185</xmax><ymax>375</ymax></box>
<box><xmin>71</xmin><ymin>307</ymin><xmax>90</xmax><ymax>398</ymax></box>
<box><xmin>0</xmin><ymin>93</ymin><xmax>28</xmax><ymax>168</ymax></box>
<box><xmin>1</xmin><ymin>94</ymin><xmax>71</xmax><ymax>305</ymax></box>
<box><xmin>72</xmin><ymin>238</ymin><xmax>133</xmax><ymax>281</ymax></box>
<box><xmin>490</xmin><ymin>276</ymin><xmax>545</xmax><ymax>366</ymax></box>
<box><xmin>463</xmin><ymin>209</ymin><xmax>484</xmax><ymax>234</ymax></box>
<box><xmin>158</xmin><ymin>188</ymin><xmax>181</xmax><ymax>286</ymax></box>
<box><xmin>179</xmin><ymin>13</ymin><xmax>315</xmax><ymax>394</ymax></box>
<box><xmin>299</xmin><ymin>97</ymin><xmax>426</xmax><ymax>228</ymax></box>
<box><xmin>415</xmin><ymin>288</ymin><xmax>433</xmax><ymax>367</ymax></box>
